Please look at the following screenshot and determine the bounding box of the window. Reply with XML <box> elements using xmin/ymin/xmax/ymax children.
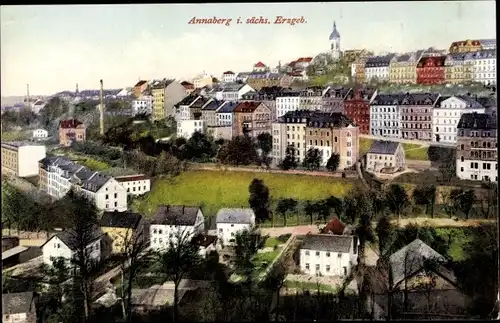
<box><xmin>114</xmin><ymin>201</ymin><xmax>117</xmax><ymax>207</ymax></box>
<box><xmin>315</xmin><ymin>251</ymin><xmax>320</xmax><ymax>256</ymax></box>
<box><xmin>105</xmin><ymin>194</ymin><xmax>109</xmax><ymax>200</ymax></box>
<box><xmin>338</xmin><ymin>253</ymin><xmax>342</xmax><ymax>258</ymax></box>
<box><xmin>305</xmin><ymin>250</ymin><xmax>310</xmax><ymax>255</ymax></box>
<box><xmin>315</xmin><ymin>264</ymin><xmax>320</xmax><ymax>271</ymax></box>
<box><xmin>326</xmin><ymin>265</ymin><xmax>331</xmax><ymax>272</ymax></box>
<box><xmin>114</xmin><ymin>193</ymin><xmax>117</xmax><ymax>198</ymax></box>
<box><xmin>218</xmin><ymin>228</ymin><xmax>223</xmax><ymax>233</ymax></box>
<box><xmin>159</xmin><ymin>230</ymin><xmax>163</xmax><ymax>234</ymax></box>
<box><xmin>326</xmin><ymin>252</ymin><xmax>330</xmax><ymax>257</ymax></box>
<box><xmin>305</xmin><ymin>263</ymin><xmax>310</xmax><ymax>270</ymax></box>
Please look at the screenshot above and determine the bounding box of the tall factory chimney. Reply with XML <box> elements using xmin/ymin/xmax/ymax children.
<box><xmin>26</xmin><ymin>84</ymin><xmax>30</xmax><ymax>109</ymax></box>
<box><xmin>99</xmin><ymin>79</ymin><xmax>104</xmax><ymax>136</ymax></box>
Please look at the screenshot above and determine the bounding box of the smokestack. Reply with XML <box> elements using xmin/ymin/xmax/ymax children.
<box><xmin>99</xmin><ymin>79</ymin><xmax>104</xmax><ymax>136</ymax></box>
<box><xmin>26</xmin><ymin>84</ymin><xmax>30</xmax><ymax>109</ymax></box>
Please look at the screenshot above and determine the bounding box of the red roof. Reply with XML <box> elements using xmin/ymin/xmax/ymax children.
<box><xmin>234</xmin><ymin>101</ymin><xmax>262</xmax><ymax>113</ymax></box>
<box><xmin>115</xmin><ymin>174</ymin><xmax>149</xmax><ymax>182</ymax></box>
<box><xmin>296</xmin><ymin>57</ymin><xmax>313</xmax><ymax>63</ymax></box>
<box><xmin>321</xmin><ymin>217</ymin><xmax>346</xmax><ymax>235</ymax></box>
<box><xmin>134</xmin><ymin>80</ymin><xmax>148</xmax><ymax>87</ymax></box>
<box><xmin>181</xmin><ymin>81</ymin><xmax>195</xmax><ymax>89</ymax></box>
<box><xmin>223</xmin><ymin>71</ymin><xmax>235</xmax><ymax>75</ymax></box>
<box><xmin>254</xmin><ymin>61</ymin><xmax>266</xmax><ymax>68</ymax></box>
<box><xmin>59</xmin><ymin>119</ymin><xmax>83</xmax><ymax>129</ymax></box>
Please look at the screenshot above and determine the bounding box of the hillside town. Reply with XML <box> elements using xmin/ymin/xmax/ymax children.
<box><xmin>1</xmin><ymin>11</ymin><xmax>499</xmax><ymax>323</ymax></box>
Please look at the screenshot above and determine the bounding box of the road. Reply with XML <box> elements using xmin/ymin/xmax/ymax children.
<box><xmin>360</xmin><ymin>134</ymin><xmax>456</xmax><ymax>148</ymax></box>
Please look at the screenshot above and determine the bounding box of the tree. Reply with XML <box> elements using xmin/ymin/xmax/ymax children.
<box><xmin>233</xmin><ymin>227</ymin><xmax>266</xmax><ymax>280</ymax></box>
<box><xmin>412</xmin><ymin>184</ymin><xmax>436</xmax><ymax>217</ymax></box>
<box><xmin>39</xmin><ymin>97</ymin><xmax>69</xmax><ymax>128</ymax></box>
<box><xmin>323</xmin><ymin>196</ymin><xmax>343</xmax><ymax>221</ymax></box>
<box><xmin>279</xmin><ymin>145</ymin><xmax>298</xmax><ymax>170</ymax></box>
<box><xmin>326</xmin><ymin>153</ymin><xmax>340</xmax><ymax>172</ymax></box>
<box><xmin>477</xmin><ymin>183</ymin><xmax>498</xmax><ymax>219</ymax></box>
<box><xmin>385</xmin><ymin>184</ymin><xmax>410</xmax><ymax>222</ymax></box>
<box><xmin>155</xmin><ymin>227</ymin><xmax>203</xmax><ymax>322</ymax></box>
<box><xmin>368</xmin><ymin>190</ymin><xmax>387</xmax><ymax>219</ymax></box>
<box><xmin>183</xmin><ymin>131</ymin><xmax>217</xmax><ymax>162</ymax></box>
<box><xmin>304</xmin><ymin>200</ymin><xmax>317</xmax><ymax>225</ymax></box>
<box><xmin>154</xmin><ymin>151</ymin><xmax>183</xmax><ymax>177</ymax></box>
<box><xmin>248</xmin><ymin>179</ymin><xmax>271</xmax><ymax>224</ymax></box>
<box><xmin>375</xmin><ymin>216</ymin><xmax>392</xmax><ymax>256</ymax></box>
<box><xmin>451</xmin><ymin>188</ymin><xmax>476</xmax><ymax>219</ymax></box>
<box><xmin>276</xmin><ymin>198</ymin><xmax>298</xmax><ymax>227</ymax></box>
<box><xmin>256</xmin><ymin>132</ymin><xmax>273</xmax><ymax>167</ymax></box>
<box><xmin>438</xmin><ymin>151</ymin><xmax>456</xmax><ymax>183</ymax></box>
<box><xmin>302</xmin><ymin>148</ymin><xmax>321</xmax><ymax>171</ymax></box>
<box><xmin>218</xmin><ymin>136</ymin><xmax>258</xmax><ymax>166</ymax></box>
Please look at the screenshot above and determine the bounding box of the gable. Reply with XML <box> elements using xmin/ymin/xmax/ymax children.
<box><xmin>41</xmin><ymin>235</ymin><xmax>70</xmax><ymax>251</ymax></box>
<box><xmin>441</xmin><ymin>96</ymin><xmax>466</xmax><ymax>108</ymax></box>
<box><xmin>98</xmin><ymin>178</ymin><xmax>126</xmax><ymax>194</ymax></box>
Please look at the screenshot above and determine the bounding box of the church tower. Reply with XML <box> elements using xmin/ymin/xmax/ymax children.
<box><xmin>329</xmin><ymin>20</ymin><xmax>341</xmax><ymax>60</ymax></box>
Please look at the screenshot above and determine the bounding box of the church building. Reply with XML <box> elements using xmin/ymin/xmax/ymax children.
<box><xmin>329</xmin><ymin>21</ymin><xmax>342</xmax><ymax>60</ymax></box>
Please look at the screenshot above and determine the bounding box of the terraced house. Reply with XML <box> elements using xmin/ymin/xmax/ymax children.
<box><xmin>370</xmin><ymin>94</ymin><xmax>402</xmax><ymax>139</ymax></box>
<box><xmin>444</xmin><ymin>53</ymin><xmax>470</xmax><ymax>84</ymax></box>
<box><xmin>449</xmin><ymin>39</ymin><xmax>482</xmax><ymax>53</ymax></box>
<box><xmin>322</xmin><ymin>86</ymin><xmax>351</xmax><ymax>113</ymax></box>
<box><xmin>151</xmin><ymin>79</ymin><xmax>187</xmax><ymax>121</ymax></box>
<box><xmin>232</xmin><ymin>101</ymin><xmax>271</xmax><ymax>138</ymax></box>
<box><xmin>299</xmin><ymin>86</ymin><xmax>324</xmax><ymax>112</ymax></box>
<box><xmin>271</xmin><ymin>110</ymin><xmax>310</xmax><ymax>165</ymax></box>
<box><xmin>364</xmin><ymin>54</ymin><xmax>395</xmax><ymax>82</ymax></box>
<box><xmin>469</xmin><ymin>50</ymin><xmax>496</xmax><ymax>85</ymax></box>
<box><xmin>304</xmin><ymin>112</ymin><xmax>359</xmax><ymax>169</ymax></box>
<box><xmin>416</xmin><ymin>55</ymin><xmax>446</xmax><ymax>85</ymax></box>
<box><xmin>389</xmin><ymin>50</ymin><xmax>425</xmax><ymax>84</ymax></box>
<box><xmin>343</xmin><ymin>88</ymin><xmax>376</xmax><ymax>135</ymax></box>
<box><xmin>400</xmin><ymin>92</ymin><xmax>440</xmax><ymax>141</ymax></box>
<box><xmin>456</xmin><ymin>112</ymin><xmax>497</xmax><ymax>182</ymax></box>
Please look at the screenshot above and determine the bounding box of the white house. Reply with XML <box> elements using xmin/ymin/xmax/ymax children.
<box><xmin>132</xmin><ymin>95</ymin><xmax>153</xmax><ymax>115</ymax></box>
<box><xmin>215</xmin><ymin>208</ymin><xmax>256</xmax><ymax>247</ymax></box>
<box><xmin>177</xmin><ymin>119</ymin><xmax>205</xmax><ymax>139</ymax></box>
<box><xmin>32</xmin><ymin>129</ymin><xmax>49</xmax><ymax>139</ymax></box>
<box><xmin>1</xmin><ymin>142</ymin><xmax>46</xmax><ymax>178</ymax></box>
<box><xmin>192</xmin><ymin>73</ymin><xmax>213</xmax><ymax>89</ymax></box>
<box><xmin>79</xmin><ymin>174</ymin><xmax>128</xmax><ymax>212</ymax></box>
<box><xmin>221</xmin><ymin>83</ymin><xmax>254</xmax><ymax>101</ymax></box>
<box><xmin>216</xmin><ymin>101</ymin><xmax>239</xmax><ymax>127</ymax></box>
<box><xmin>299</xmin><ymin>234</ymin><xmax>359</xmax><ymax>277</ymax></box>
<box><xmin>253</xmin><ymin>62</ymin><xmax>267</xmax><ymax>73</ymax></box>
<box><xmin>276</xmin><ymin>92</ymin><xmax>301</xmax><ymax>118</ymax></box>
<box><xmin>175</xmin><ymin>95</ymin><xmax>203</xmax><ymax>121</ymax></box>
<box><xmin>149</xmin><ymin>206</ymin><xmax>205</xmax><ymax>251</ymax></box>
<box><xmin>370</xmin><ymin>94</ymin><xmax>402</xmax><ymax>139</ymax></box>
<box><xmin>433</xmin><ymin>95</ymin><xmax>485</xmax><ymax>144</ymax></box>
<box><xmin>364</xmin><ymin>55</ymin><xmax>395</xmax><ymax>81</ymax></box>
<box><xmin>31</xmin><ymin>100</ymin><xmax>46</xmax><ymax>114</ymax></box>
<box><xmin>366</xmin><ymin>140</ymin><xmax>406</xmax><ymax>173</ymax></box>
<box><xmin>41</xmin><ymin>228</ymin><xmax>102</xmax><ymax>267</ymax></box>
<box><xmin>470</xmin><ymin>50</ymin><xmax>496</xmax><ymax>85</ymax></box>
<box><xmin>114</xmin><ymin>174</ymin><xmax>151</xmax><ymax>196</ymax></box>
<box><xmin>221</xmin><ymin>71</ymin><xmax>236</xmax><ymax>83</ymax></box>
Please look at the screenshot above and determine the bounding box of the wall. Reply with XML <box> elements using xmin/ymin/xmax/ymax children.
<box><xmin>300</xmin><ymin>248</ymin><xmax>353</xmax><ymax>277</ymax></box>
<box><xmin>216</xmin><ymin>222</ymin><xmax>252</xmax><ymax>247</ymax></box>
<box><xmin>18</xmin><ymin>145</ymin><xmax>46</xmax><ymax>177</ymax></box>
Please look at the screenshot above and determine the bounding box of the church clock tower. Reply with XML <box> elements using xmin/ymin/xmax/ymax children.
<box><xmin>329</xmin><ymin>21</ymin><xmax>341</xmax><ymax>60</ymax></box>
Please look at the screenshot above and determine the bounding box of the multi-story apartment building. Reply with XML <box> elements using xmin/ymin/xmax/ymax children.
<box><xmin>175</xmin><ymin>94</ymin><xmax>210</xmax><ymax>121</ymax></box>
<box><xmin>433</xmin><ymin>95</ymin><xmax>485</xmax><ymax>143</ymax></box>
<box><xmin>304</xmin><ymin>112</ymin><xmax>359</xmax><ymax>169</ymax></box>
<box><xmin>322</xmin><ymin>87</ymin><xmax>351</xmax><ymax>113</ymax></box>
<box><xmin>444</xmin><ymin>53</ymin><xmax>469</xmax><ymax>84</ymax></box>
<box><xmin>114</xmin><ymin>174</ymin><xmax>151</xmax><ymax>196</ymax></box>
<box><xmin>1</xmin><ymin>142</ymin><xmax>46</xmax><ymax>177</ymax></box>
<box><xmin>449</xmin><ymin>39</ymin><xmax>482</xmax><ymax>54</ymax></box>
<box><xmin>201</xmin><ymin>99</ymin><xmax>224</xmax><ymax>127</ymax></box>
<box><xmin>177</xmin><ymin>120</ymin><xmax>205</xmax><ymax>139</ymax></box>
<box><xmin>353</xmin><ymin>57</ymin><xmax>368</xmax><ymax>83</ymax></box>
<box><xmin>275</xmin><ymin>90</ymin><xmax>301</xmax><ymax>118</ymax></box>
<box><xmin>343</xmin><ymin>88</ymin><xmax>376</xmax><ymax>135</ymax></box>
<box><xmin>478</xmin><ymin>39</ymin><xmax>496</xmax><ymax>50</ymax></box>
<box><xmin>416</xmin><ymin>56</ymin><xmax>446</xmax><ymax>85</ymax></box>
<box><xmin>131</xmin><ymin>95</ymin><xmax>153</xmax><ymax>115</ymax></box>
<box><xmin>221</xmin><ymin>83</ymin><xmax>254</xmax><ymax>101</ymax></box>
<box><xmin>389</xmin><ymin>54</ymin><xmax>411</xmax><ymax>84</ymax></box>
<box><xmin>400</xmin><ymin>93</ymin><xmax>440</xmax><ymax>141</ymax></box>
<box><xmin>250</xmin><ymin>86</ymin><xmax>288</xmax><ymax>121</ymax></box>
<box><xmin>133</xmin><ymin>80</ymin><xmax>148</xmax><ymax>98</ymax></box>
<box><xmin>151</xmin><ymin>79</ymin><xmax>187</xmax><ymax>121</ymax></box>
<box><xmin>39</xmin><ymin>156</ymin><xmax>127</xmax><ymax>211</ymax></box>
<box><xmin>232</xmin><ymin>101</ymin><xmax>271</xmax><ymax>138</ymax></box>
<box><xmin>364</xmin><ymin>54</ymin><xmax>395</xmax><ymax>82</ymax></box>
<box><xmin>246</xmin><ymin>73</ymin><xmax>293</xmax><ymax>91</ymax></box>
<box><xmin>370</xmin><ymin>94</ymin><xmax>402</xmax><ymax>138</ymax></box>
<box><xmin>221</xmin><ymin>71</ymin><xmax>236</xmax><ymax>83</ymax></box>
<box><xmin>271</xmin><ymin>110</ymin><xmax>309</xmax><ymax>164</ymax></box>
<box><xmin>252</xmin><ymin>61</ymin><xmax>268</xmax><ymax>73</ymax></box>
<box><xmin>299</xmin><ymin>86</ymin><xmax>324</xmax><ymax>112</ymax></box>
<box><xmin>216</xmin><ymin>101</ymin><xmax>239</xmax><ymax>127</ymax></box>
<box><xmin>456</xmin><ymin>112</ymin><xmax>497</xmax><ymax>182</ymax></box>
<box><xmin>470</xmin><ymin>50</ymin><xmax>496</xmax><ymax>85</ymax></box>
<box><xmin>59</xmin><ymin>119</ymin><xmax>86</xmax><ymax>147</ymax></box>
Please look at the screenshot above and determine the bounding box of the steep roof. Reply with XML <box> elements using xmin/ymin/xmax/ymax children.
<box><xmin>202</xmin><ymin>99</ymin><xmax>225</xmax><ymax>111</ymax></box>
<box><xmin>329</xmin><ymin>21</ymin><xmax>340</xmax><ymax>40</ymax></box>
<box><xmin>368</xmin><ymin>140</ymin><xmax>400</xmax><ymax>155</ymax></box>
<box><xmin>151</xmin><ymin>205</ymin><xmax>201</xmax><ymax>226</ymax></box>
<box><xmin>2</xmin><ymin>292</ymin><xmax>36</xmax><ymax>314</ymax></box>
<box><xmin>395</xmin><ymin>54</ymin><xmax>411</xmax><ymax>63</ymax></box>
<box><xmin>301</xmin><ymin>234</ymin><xmax>354</xmax><ymax>253</ymax></box>
<box><xmin>254</xmin><ymin>61</ymin><xmax>266</xmax><ymax>68</ymax></box>
<box><xmin>307</xmin><ymin>112</ymin><xmax>355</xmax><ymax>128</ymax></box>
<box><xmin>390</xmin><ymin>239</ymin><xmax>447</xmax><ymax>286</ymax></box>
<box><xmin>59</xmin><ymin>119</ymin><xmax>84</xmax><ymax>129</ymax></box>
<box><xmin>134</xmin><ymin>80</ymin><xmax>148</xmax><ymax>87</ymax></box>
<box><xmin>223</xmin><ymin>71</ymin><xmax>235</xmax><ymax>75</ymax></box>
<box><xmin>217</xmin><ymin>101</ymin><xmax>239</xmax><ymax>113</ymax></box>
<box><xmin>81</xmin><ymin>172</ymin><xmax>111</xmax><ymax>193</ymax></box>
<box><xmin>234</xmin><ymin>101</ymin><xmax>262</xmax><ymax>113</ymax></box>
<box><xmin>100</xmin><ymin>211</ymin><xmax>143</xmax><ymax>229</ymax></box>
<box><xmin>457</xmin><ymin>112</ymin><xmax>497</xmax><ymax>130</ymax></box>
<box><xmin>321</xmin><ymin>217</ymin><xmax>346</xmax><ymax>235</ymax></box>
<box><xmin>216</xmin><ymin>208</ymin><xmax>255</xmax><ymax>224</ymax></box>
<box><xmin>47</xmin><ymin>225</ymin><xmax>103</xmax><ymax>251</ymax></box>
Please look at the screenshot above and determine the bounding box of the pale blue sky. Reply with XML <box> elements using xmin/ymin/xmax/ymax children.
<box><xmin>1</xmin><ymin>2</ymin><xmax>496</xmax><ymax>96</ymax></box>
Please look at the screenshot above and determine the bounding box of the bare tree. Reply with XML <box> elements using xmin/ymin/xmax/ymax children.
<box><xmin>155</xmin><ymin>226</ymin><xmax>203</xmax><ymax>322</ymax></box>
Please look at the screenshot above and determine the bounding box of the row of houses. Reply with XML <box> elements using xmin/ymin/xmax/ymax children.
<box><xmin>351</xmin><ymin>45</ymin><xmax>496</xmax><ymax>85</ymax></box>
<box><xmin>38</xmin><ymin>155</ymin><xmax>151</xmax><ymax>211</ymax></box>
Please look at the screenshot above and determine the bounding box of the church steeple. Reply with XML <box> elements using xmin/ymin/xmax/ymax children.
<box><xmin>329</xmin><ymin>19</ymin><xmax>341</xmax><ymax>60</ymax></box>
<box><xmin>75</xmin><ymin>83</ymin><xmax>79</xmax><ymax>94</ymax></box>
<box><xmin>329</xmin><ymin>20</ymin><xmax>341</xmax><ymax>40</ymax></box>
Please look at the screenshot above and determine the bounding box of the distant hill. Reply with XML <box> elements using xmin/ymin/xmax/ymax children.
<box><xmin>1</xmin><ymin>96</ymin><xmax>25</xmax><ymax>107</ymax></box>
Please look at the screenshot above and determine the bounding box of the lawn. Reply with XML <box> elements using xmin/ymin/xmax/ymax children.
<box><xmin>435</xmin><ymin>227</ymin><xmax>473</xmax><ymax>262</ymax></box>
<box><xmin>359</xmin><ymin>138</ymin><xmax>373</xmax><ymax>155</ymax></box>
<box><xmin>402</xmin><ymin>143</ymin><xmax>429</xmax><ymax>161</ymax></box>
<box><xmin>2</xmin><ymin>131</ymin><xmax>30</xmax><ymax>141</ymax></box>
<box><xmin>284</xmin><ymin>280</ymin><xmax>338</xmax><ymax>293</ymax></box>
<box><xmin>132</xmin><ymin>170</ymin><xmax>353</xmax><ymax>217</ymax></box>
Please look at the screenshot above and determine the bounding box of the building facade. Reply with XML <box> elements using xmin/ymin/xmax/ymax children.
<box><xmin>59</xmin><ymin>119</ymin><xmax>86</xmax><ymax>147</ymax></box>
<box><xmin>400</xmin><ymin>92</ymin><xmax>439</xmax><ymax>141</ymax></box>
<box><xmin>444</xmin><ymin>53</ymin><xmax>469</xmax><ymax>84</ymax></box>
<box><xmin>449</xmin><ymin>39</ymin><xmax>482</xmax><ymax>54</ymax></box>
<box><xmin>100</xmin><ymin>211</ymin><xmax>145</xmax><ymax>254</ymax></box>
<box><xmin>232</xmin><ymin>101</ymin><xmax>271</xmax><ymax>138</ymax></box>
<box><xmin>32</xmin><ymin>129</ymin><xmax>48</xmax><ymax>139</ymax></box>
<box><xmin>1</xmin><ymin>142</ymin><xmax>46</xmax><ymax>178</ymax></box>
<box><xmin>275</xmin><ymin>91</ymin><xmax>301</xmax><ymax>118</ymax></box>
<box><xmin>221</xmin><ymin>71</ymin><xmax>236</xmax><ymax>83</ymax></box>
<box><xmin>193</xmin><ymin>73</ymin><xmax>213</xmax><ymax>89</ymax></box>
<box><xmin>364</xmin><ymin>55</ymin><xmax>395</xmax><ymax>82</ymax></box>
<box><xmin>151</xmin><ymin>79</ymin><xmax>187</xmax><ymax>121</ymax></box>
<box><xmin>322</xmin><ymin>87</ymin><xmax>351</xmax><ymax>113</ymax></box>
<box><xmin>370</xmin><ymin>94</ymin><xmax>402</xmax><ymax>139</ymax></box>
<box><xmin>470</xmin><ymin>50</ymin><xmax>496</xmax><ymax>85</ymax></box>
<box><xmin>177</xmin><ymin>120</ymin><xmax>205</xmax><ymax>139</ymax></box>
<box><xmin>329</xmin><ymin>21</ymin><xmax>341</xmax><ymax>60</ymax></box>
<box><xmin>215</xmin><ymin>208</ymin><xmax>256</xmax><ymax>247</ymax></box>
<box><xmin>133</xmin><ymin>80</ymin><xmax>149</xmax><ymax>98</ymax></box>
<box><xmin>132</xmin><ymin>95</ymin><xmax>153</xmax><ymax>115</ymax></box>
<box><xmin>343</xmin><ymin>88</ymin><xmax>374</xmax><ymax>135</ymax></box>
<box><xmin>433</xmin><ymin>95</ymin><xmax>485</xmax><ymax>143</ymax></box>
<box><xmin>41</xmin><ymin>230</ymin><xmax>102</xmax><ymax>267</ymax></box>
<box><xmin>456</xmin><ymin>113</ymin><xmax>497</xmax><ymax>182</ymax></box>
<box><xmin>114</xmin><ymin>174</ymin><xmax>151</xmax><ymax>196</ymax></box>
<box><xmin>416</xmin><ymin>56</ymin><xmax>447</xmax><ymax>85</ymax></box>
<box><xmin>366</xmin><ymin>141</ymin><xmax>406</xmax><ymax>173</ymax></box>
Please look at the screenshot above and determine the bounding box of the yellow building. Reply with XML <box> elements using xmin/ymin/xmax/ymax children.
<box><xmin>1</xmin><ymin>142</ymin><xmax>46</xmax><ymax>178</ymax></box>
<box><xmin>193</xmin><ymin>73</ymin><xmax>213</xmax><ymax>89</ymax></box>
<box><xmin>444</xmin><ymin>53</ymin><xmax>469</xmax><ymax>84</ymax></box>
<box><xmin>449</xmin><ymin>39</ymin><xmax>482</xmax><ymax>54</ymax></box>
<box><xmin>389</xmin><ymin>50</ymin><xmax>426</xmax><ymax>84</ymax></box>
<box><xmin>152</xmin><ymin>82</ymin><xmax>167</xmax><ymax>122</ymax></box>
<box><xmin>100</xmin><ymin>211</ymin><xmax>144</xmax><ymax>254</ymax></box>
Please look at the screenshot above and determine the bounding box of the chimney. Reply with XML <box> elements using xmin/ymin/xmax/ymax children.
<box><xmin>99</xmin><ymin>79</ymin><xmax>104</xmax><ymax>136</ymax></box>
<box><xmin>182</xmin><ymin>205</ymin><xmax>185</xmax><ymax>214</ymax></box>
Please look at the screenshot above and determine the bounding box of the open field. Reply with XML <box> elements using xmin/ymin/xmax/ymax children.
<box><xmin>132</xmin><ymin>170</ymin><xmax>353</xmax><ymax>217</ymax></box>
<box><xmin>1</xmin><ymin>131</ymin><xmax>31</xmax><ymax>141</ymax></box>
<box><xmin>360</xmin><ymin>138</ymin><xmax>429</xmax><ymax>161</ymax></box>
<box><xmin>52</xmin><ymin>150</ymin><xmax>112</xmax><ymax>171</ymax></box>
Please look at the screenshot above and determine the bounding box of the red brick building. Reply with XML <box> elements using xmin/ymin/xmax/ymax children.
<box><xmin>343</xmin><ymin>88</ymin><xmax>374</xmax><ymax>134</ymax></box>
<box><xmin>416</xmin><ymin>56</ymin><xmax>447</xmax><ymax>85</ymax></box>
<box><xmin>59</xmin><ymin>119</ymin><xmax>86</xmax><ymax>147</ymax></box>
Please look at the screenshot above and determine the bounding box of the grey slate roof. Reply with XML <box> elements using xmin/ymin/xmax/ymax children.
<box><xmin>307</xmin><ymin>112</ymin><xmax>355</xmax><ymax>128</ymax></box>
<box><xmin>301</xmin><ymin>234</ymin><xmax>353</xmax><ymax>253</ymax></box>
<box><xmin>216</xmin><ymin>208</ymin><xmax>255</xmax><ymax>224</ymax></box>
<box><xmin>217</xmin><ymin>101</ymin><xmax>239</xmax><ymax>113</ymax></box>
<box><xmin>389</xmin><ymin>239</ymin><xmax>447</xmax><ymax>286</ymax></box>
<box><xmin>81</xmin><ymin>172</ymin><xmax>111</xmax><ymax>193</ymax></box>
<box><xmin>471</xmin><ymin>49</ymin><xmax>496</xmax><ymax>59</ymax></box>
<box><xmin>151</xmin><ymin>205</ymin><xmax>201</xmax><ymax>226</ymax></box>
<box><xmin>329</xmin><ymin>21</ymin><xmax>340</xmax><ymax>40</ymax></box>
<box><xmin>395</xmin><ymin>54</ymin><xmax>410</xmax><ymax>63</ymax></box>
<box><xmin>100</xmin><ymin>211</ymin><xmax>143</xmax><ymax>229</ymax></box>
<box><xmin>202</xmin><ymin>99</ymin><xmax>224</xmax><ymax>111</ymax></box>
<box><xmin>367</xmin><ymin>140</ymin><xmax>400</xmax><ymax>155</ymax></box>
<box><xmin>2</xmin><ymin>292</ymin><xmax>36</xmax><ymax>314</ymax></box>
<box><xmin>51</xmin><ymin>225</ymin><xmax>103</xmax><ymax>251</ymax></box>
<box><xmin>400</xmin><ymin>92</ymin><xmax>439</xmax><ymax>105</ymax></box>
<box><xmin>457</xmin><ymin>112</ymin><xmax>497</xmax><ymax>130</ymax></box>
<box><xmin>478</xmin><ymin>39</ymin><xmax>496</xmax><ymax>47</ymax></box>
<box><xmin>365</xmin><ymin>54</ymin><xmax>395</xmax><ymax>68</ymax></box>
